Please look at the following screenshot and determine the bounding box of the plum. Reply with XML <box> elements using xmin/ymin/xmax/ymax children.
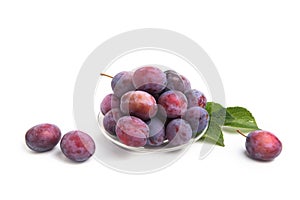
<box><xmin>60</xmin><ymin>131</ymin><xmax>95</xmax><ymax>162</ymax></box>
<box><xmin>25</xmin><ymin>123</ymin><xmax>61</xmax><ymax>152</ymax></box>
<box><xmin>238</xmin><ymin>130</ymin><xmax>282</xmax><ymax>161</ymax></box>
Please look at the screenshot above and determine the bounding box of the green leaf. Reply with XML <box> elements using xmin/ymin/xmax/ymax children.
<box><xmin>199</xmin><ymin>102</ymin><xmax>226</xmax><ymax>146</ymax></box>
<box><xmin>199</xmin><ymin>120</ymin><xmax>224</xmax><ymax>147</ymax></box>
<box><xmin>205</xmin><ymin>102</ymin><xmax>226</xmax><ymax>126</ymax></box>
<box><xmin>224</xmin><ymin>107</ymin><xmax>259</xmax><ymax>131</ymax></box>
<box><xmin>198</xmin><ymin>102</ymin><xmax>259</xmax><ymax>147</ymax></box>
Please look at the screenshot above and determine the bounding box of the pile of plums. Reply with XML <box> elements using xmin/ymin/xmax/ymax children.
<box><xmin>100</xmin><ymin>66</ymin><xmax>209</xmax><ymax>148</ymax></box>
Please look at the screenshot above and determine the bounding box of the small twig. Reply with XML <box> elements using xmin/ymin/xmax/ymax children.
<box><xmin>100</xmin><ymin>73</ymin><xmax>113</xmax><ymax>78</ymax></box>
<box><xmin>236</xmin><ymin>130</ymin><xmax>247</xmax><ymax>137</ymax></box>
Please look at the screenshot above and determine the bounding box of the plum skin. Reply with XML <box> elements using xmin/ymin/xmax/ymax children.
<box><xmin>60</xmin><ymin>131</ymin><xmax>96</xmax><ymax>162</ymax></box>
<box><xmin>25</xmin><ymin>123</ymin><xmax>61</xmax><ymax>152</ymax></box>
<box><xmin>245</xmin><ymin>130</ymin><xmax>282</xmax><ymax>161</ymax></box>
<box><xmin>185</xmin><ymin>89</ymin><xmax>207</xmax><ymax>108</ymax></box>
<box><xmin>146</xmin><ymin>117</ymin><xmax>166</xmax><ymax>146</ymax></box>
<box><xmin>111</xmin><ymin>71</ymin><xmax>135</xmax><ymax>98</ymax></box>
<box><xmin>166</xmin><ymin>119</ymin><xmax>192</xmax><ymax>146</ymax></box>
<box><xmin>120</xmin><ymin>91</ymin><xmax>158</xmax><ymax>121</ymax></box>
<box><xmin>164</xmin><ymin>70</ymin><xmax>191</xmax><ymax>93</ymax></box>
<box><xmin>103</xmin><ymin>108</ymin><xmax>123</xmax><ymax>135</ymax></box>
<box><xmin>100</xmin><ymin>93</ymin><xmax>120</xmax><ymax>115</ymax></box>
<box><xmin>158</xmin><ymin>90</ymin><xmax>188</xmax><ymax>118</ymax></box>
<box><xmin>133</xmin><ymin>66</ymin><xmax>167</xmax><ymax>94</ymax></box>
<box><xmin>183</xmin><ymin>106</ymin><xmax>209</xmax><ymax>136</ymax></box>
<box><xmin>116</xmin><ymin>116</ymin><xmax>149</xmax><ymax>147</ymax></box>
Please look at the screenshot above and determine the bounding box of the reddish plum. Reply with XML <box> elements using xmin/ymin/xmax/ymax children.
<box><xmin>241</xmin><ymin>130</ymin><xmax>282</xmax><ymax>161</ymax></box>
<box><xmin>60</xmin><ymin>130</ymin><xmax>95</xmax><ymax>162</ymax></box>
<box><xmin>116</xmin><ymin>116</ymin><xmax>149</xmax><ymax>147</ymax></box>
<box><xmin>185</xmin><ymin>89</ymin><xmax>207</xmax><ymax>108</ymax></box>
<box><xmin>100</xmin><ymin>93</ymin><xmax>120</xmax><ymax>115</ymax></box>
<box><xmin>158</xmin><ymin>90</ymin><xmax>188</xmax><ymax>118</ymax></box>
<box><xmin>183</xmin><ymin>107</ymin><xmax>209</xmax><ymax>136</ymax></box>
<box><xmin>133</xmin><ymin>66</ymin><xmax>167</xmax><ymax>94</ymax></box>
<box><xmin>166</xmin><ymin>119</ymin><xmax>192</xmax><ymax>146</ymax></box>
<box><xmin>25</xmin><ymin>123</ymin><xmax>61</xmax><ymax>152</ymax></box>
<box><xmin>120</xmin><ymin>91</ymin><xmax>157</xmax><ymax>120</ymax></box>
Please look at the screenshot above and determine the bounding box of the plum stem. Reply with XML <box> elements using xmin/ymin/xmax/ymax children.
<box><xmin>100</xmin><ymin>73</ymin><xmax>113</xmax><ymax>78</ymax></box>
<box><xmin>236</xmin><ymin>130</ymin><xmax>247</xmax><ymax>137</ymax></box>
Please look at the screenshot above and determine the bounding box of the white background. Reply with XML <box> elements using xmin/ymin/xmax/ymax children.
<box><xmin>1</xmin><ymin>0</ymin><xmax>299</xmax><ymax>199</ymax></box>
